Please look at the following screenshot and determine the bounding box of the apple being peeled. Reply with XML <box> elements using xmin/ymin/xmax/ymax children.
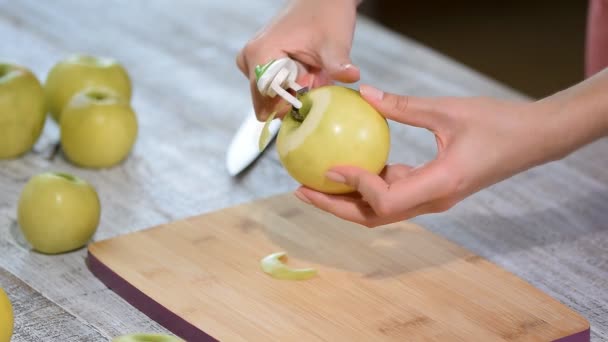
<box><xmin>0</xmin><ymin>287</ymin><xmax>13</xmax><ymax>342</ymax></box>
<box><xmin>45</xmin><ymin>54</ymin><xmax>131</xmax><ymax>122</ymax></box>
<box><xmin>112</xmin><ymin>333</ymin><xmax>185</xmax><ymax>342</ymax></box>
<box><xmin>60</xmin><ymin>87</ymin><xmax>138</xmax><ymax>168</ymax></box>
<box><xmin>17</xmin><ymin>172</ymin><xmax>101</xmax><ymax>254</ymax></box>
<box><xmin>0</xmin><ymin>62</ymin><xmax>47</xmax><ymax>159</ymax></box>
<box><xmin>276</xmin><ymin>85</ymin><xmax>390</xmax><ymax>194</ymax></box>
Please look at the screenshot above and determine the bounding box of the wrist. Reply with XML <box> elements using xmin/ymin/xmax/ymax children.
<box><xmin>533</xmin><ymin>69</ymin><xmax>608</xmax><ymax>163</ymax></box>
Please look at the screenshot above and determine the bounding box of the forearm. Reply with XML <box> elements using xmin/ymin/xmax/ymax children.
<box><xmin>537</xmin><ymin>68</ymin><xmax>608</xmax><ymax>162</ymax></box>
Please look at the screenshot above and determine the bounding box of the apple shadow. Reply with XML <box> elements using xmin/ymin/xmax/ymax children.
<box><xmin>252</xmin><ymin>196</ymin><xmax>469</xmax><ymax>279</ymax></box>
<box><xmin>253</xmin><ymin>190</ymin><xmax>607</xmax><ymax>280</ymax></box>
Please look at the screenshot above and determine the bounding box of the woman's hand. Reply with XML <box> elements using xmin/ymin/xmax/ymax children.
<box><xmin>294</xmin><ymin>70</ymin><xmax>608</xmax><ymax>227</ymax></box>
<box><xmin>236</xmin><ymin>0</ymin><xmax>361</xmax><ymax>120</ymax></box>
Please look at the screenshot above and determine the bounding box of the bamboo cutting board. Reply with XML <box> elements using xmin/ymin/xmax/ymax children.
<box><xmin>87</xmin><ymin>193</ymin><xmax>590</xmax><ymax>341</ymax></box>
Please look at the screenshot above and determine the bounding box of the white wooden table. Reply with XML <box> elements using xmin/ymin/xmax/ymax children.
<box><xmin>0</xmin><ymin>1</ymin><xmax>606</xmax><ymax>341</ymax></box>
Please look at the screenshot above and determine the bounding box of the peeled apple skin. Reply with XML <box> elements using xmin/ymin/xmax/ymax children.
<box><xmin>0</xmin><ymin>287</ymin><xmax>13</xmax><ymax>342</ymax></box>
<box><xmin>260</xmin><ymin>252</ymin><xmax>317</xmax><ymax>280</ymax></box>
<box><xmin>277</xmin><ymin>85</ymin><xmax>390</xmax><ymax>194</ymax></box>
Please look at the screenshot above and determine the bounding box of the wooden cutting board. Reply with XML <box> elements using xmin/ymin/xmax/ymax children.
<box><xmin>87</xmin><ymin>193</ymin><xmax>589</xmax><ymax>341</ymax></box>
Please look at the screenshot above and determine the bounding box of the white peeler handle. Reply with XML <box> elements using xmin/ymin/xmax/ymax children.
<box><xmin>255</xmin><ymin>58</ymin><xmax>304</xmax><ymax>109</ymax></box>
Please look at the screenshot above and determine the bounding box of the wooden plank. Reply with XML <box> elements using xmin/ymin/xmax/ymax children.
<box><xmin>88</xmin><ymin>193</ymin><xmax>589</xmax><ymax>341</ymax></box>
<box><xmin>0</xmin><ymin>266</ymin><xmax>107</xmax><ymax>341</ymax></box>
<box><xmin>0</xmin><ymin>0</ymin><xmax>605</xmax><ymax>340</ymax></box>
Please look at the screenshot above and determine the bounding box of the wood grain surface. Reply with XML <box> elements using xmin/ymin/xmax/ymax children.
<box><xmin>88</xmin><ymin>193</ymin><xmax>590</xmax><ymax>341</ymax></box>
<box><xmin>0</xmin><ymin>0</ymin><xmax>606</xmax><ymax>341</ymax></box>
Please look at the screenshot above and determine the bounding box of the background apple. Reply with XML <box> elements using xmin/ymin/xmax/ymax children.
<box><xmin>112</xmin><ymin>333</ymin><xmax>185</xmax><ymax>342</ymax></box>
<box><xmin>277</xmin><ymin>85</ymin><xmax>391</xmax><ymax>194</ymax></box>
<box><xmin>60</xmin><ymin>86</ymin><xmax>138</xmax><ymax>168</ymax></box>
<box><xmin>0</xmin><ymin>287</ymin><xmax>13</xmax><ymax>342</ymax></box>
<box><xmin>0</xmin><ymin>62</ymin><xmax>47</xmax><ymax>159</ymax></box>
<box><xmin>44</xmin><ymin>54</ymin><xmax>131</xmax><ymax>122</ymax></box>
<box><xmin>17</xmin><ymin>171</ymin><xmax>101</xmax><ymax>254</ymax></box>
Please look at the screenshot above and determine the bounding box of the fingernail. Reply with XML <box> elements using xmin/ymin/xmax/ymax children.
<box><xmin>340</xmin><ymin>63</ymin><xmax>356</xmax><ymax>70</ymax></box>
<box><xmin>294</xmin><ymin>190</ymin><xmax>311</xmax><ymax>204</ymax></box>
<box><xmin>360</xmin><ymin>84</ymin><xmax>384</xmax><ymax>100</ymax></box>
<box><xmin>325</xmin><ymin>171</ymin><xmax>346</xmax><ymax>183</ymax></box>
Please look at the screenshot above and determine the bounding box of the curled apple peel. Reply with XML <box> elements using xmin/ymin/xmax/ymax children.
<box><xmin>260</xmin><ymin>252</ymin><xmax>317</xmax><ymax>280</ymax></box>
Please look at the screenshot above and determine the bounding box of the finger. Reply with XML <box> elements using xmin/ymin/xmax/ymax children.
<box><xmin>295</xmin><ymin>187</ymin><xmax>436</xmax><ymax>228</ymax></box>
<box><xmin>359</xmin><ymin>84</ymin><xmax>444</xmax><ymax>130</ymax></box>
<box><xmin>319</xmin><ymin>41</ymin><xmax>360</xmax><ymax>83</ymax></box>
<box><xmin>328</xmin><ymin>161</ymin><xmax>450</xmax><ymax>217</ymax></box>
<box><xmin>236</xmin><ymin>49</ymin><xmax>248</xmax><ymax>76</ymax></box>
<box><xmin>325</xmin><ymin>166</ymin><xmax>392</xmax><ymax>216</ymax></box>
<box><xmin>379</xmin><ymin>164</ymin><xmax>413</xmax><ymax>183</ymax></box>
<box><xmin>295</xmin><ymin>187</ymin><xmax>380</xmax><ymax>226</ymax></box>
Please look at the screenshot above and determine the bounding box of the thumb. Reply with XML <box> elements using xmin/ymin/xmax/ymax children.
<box><xmin>359</xmin><ymin>84</ymin><xmax>443</xmax><ymax>130</ymax></box>
<box><xmin>319</xmin><ymin>45</ymin><xmax>360</xmax><ymax>83</ymax></box>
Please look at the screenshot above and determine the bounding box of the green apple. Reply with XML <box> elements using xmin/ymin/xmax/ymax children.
<box><xmin>45</xmin><ymin>54</ymin><xmax>131</xmax><ymax>122</ymax></box>
<box><xmin>112</xmin><ymin>333</ymin><xmax>185</xmax><ymax>342</ymax></box>
<box><xmin>17</xmin><ymin>171</ymin><xmax>101</xmax><ymax>254</ymax></box>
<box><xmin>60</xmin><ymin>86</ymin><xmax>138</xmax><ymax>168</ymax></box>
<box><xmin>276</xmin><ymin>85</ymin><xmax>390</xmax><ymax>194</ymax></box>
<box><xmin>0</xmin><ymin>287</ymin><xmax>13</xmax><ymax>342</ymax></box>
<box><xmin>0</xmin><ymin>62</ymin><xmax>47</xmax><ymax>159</ymax></box>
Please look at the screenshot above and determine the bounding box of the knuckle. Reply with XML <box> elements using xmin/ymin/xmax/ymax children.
<box><xmin>389</xmin><ymin>94</ymin><xmax>410</xmax><ymax>114</ymax></box>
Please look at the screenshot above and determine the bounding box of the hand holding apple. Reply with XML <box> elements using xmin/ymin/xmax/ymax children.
<box><xmin>0</xmin><ymin>287</ymin><xmax>13</xmax><ymax>342</ymax></box>
<box><xmin>44</xmin><ymin>54</ymin><xmax>131</xmax><ymax>122</ymax></box>
<box><xmin>295</xmin><ymin>80</ymin><xmax>608</xmax><ymax>227</ymax></box>
<box><xmin>0</xmin><ymin>62</ymin><xmax>47</xmax><ymax>159</ymax></box>
<box><xmin>276</xmin><ymin>85</ymin><xmax>390</xmax><ymax>194</ymax></box>
<box><xmin>18</xmin><ymin>172</ymin><xmax>101</xmax><ymax>254</ymax></box>
<box><xmin>60</xmin><ymin>86</ymin><xmax>138</xmax><ymax>168</ymax></box>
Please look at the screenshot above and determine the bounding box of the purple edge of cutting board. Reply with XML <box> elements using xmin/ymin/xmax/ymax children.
<box><xmin>86</xmin><ymin>250</ymin><xmax>590</xmax><ymax>342</ymax></box>
<box><xmin>86</xmin><ymin>250</ymin><xmax>218</xmax><ymax>342</ymax></box>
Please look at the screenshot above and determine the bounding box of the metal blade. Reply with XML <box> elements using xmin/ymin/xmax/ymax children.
<box><xmin>225</xmin><ymin>108</ymin><xmax>281</xmax><ymax>176</ymax></box>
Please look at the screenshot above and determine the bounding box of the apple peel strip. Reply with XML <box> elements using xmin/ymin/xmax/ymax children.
<box><xmin>260</xmin><ymin>252</ymin><xmax>317</xmax><ymax>281</ymax></box>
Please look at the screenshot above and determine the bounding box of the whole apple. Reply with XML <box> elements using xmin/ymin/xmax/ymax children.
<box><xmin>60</xmin><ymin>86</ymin><xmax>138</xmax><ymax>168</ymax></box>
<box><xmin>112</xmin><ymin>333</ymin><xmax>185</xmax><ymax>342</ymax></box>
<box><xmin>277</xmin><ymin>85</ymin><xmax>390</xmax><ymax>194</ymax></box>
<box><xmin>44</xmin><ymin>54</ymin><xmax>131</xmax><ymax>122</ymax></box>
<box><xmin>0</xmin><ymin>62</ymin><xmax>47</xmax><ymax>159</ymax></box>
<box><xmin>0</xmin><ymin>287</ymin><xmax>13</xmax><ymax>342</ymax></box>
<box><xmin>17</xmin><ymin>171</ymin><xmax>101</xmax><ymax>254</ymax></box>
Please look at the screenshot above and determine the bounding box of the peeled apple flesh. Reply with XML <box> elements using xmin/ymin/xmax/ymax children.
<box><xmin>274</xmin><ymin>85</ymin><xmax>390</xmax><ymax>194</ymax></box>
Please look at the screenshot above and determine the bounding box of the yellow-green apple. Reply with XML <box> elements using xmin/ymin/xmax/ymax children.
<box><xmin>60</xmin><ymin>86</ymin><xmax>138</xmax><ymax>168</ymax></box>
<box><xmin>0</xmin><ymin>62</ymin><xmax>47</xmax><ymax>159</ymax></box>
<box><xmin>112</xmin><ymin>334</ymin><xmax>185</xmax><ymax>342</ymax></box>
<box><xmin>0</xmin><ymin>287</ymin><xmax>13</xmax><ymax>342</ymax></box>
<box><xmin>44</xmin><ymin>54</ymin><xmax>131</xmax><ymax>122</ymax></box>
<box><xmin>276</xmin><ymin>85</ymin><xmax>390</xmax><ymax>194</ymax></box>
<box><xmin>17</xmin><ymin>171</ymin><xmax>101</xmax><ymax>254</ymax></box>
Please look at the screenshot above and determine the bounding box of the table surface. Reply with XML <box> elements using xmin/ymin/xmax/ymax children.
<box><xmin>0</xmin><ymin>1</ymin><xmax>606</xmax><ymax>341</ymax></box>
